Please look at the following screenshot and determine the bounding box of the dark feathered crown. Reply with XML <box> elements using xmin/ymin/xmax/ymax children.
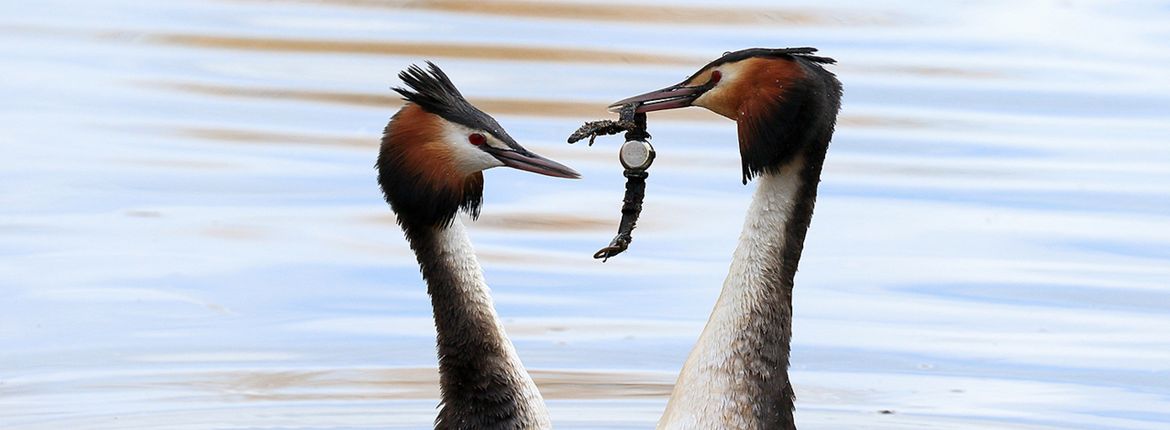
<box><xmin>684</xmin><ymin>47</ymin><xmax>835</xmax><ymax>85</ymax></box>
<box><xmin>394</xmin><ymin>62</ymin><xmax>468</xmax><ymax>115</ymax></box>
<box><xmin>720</xmin><ymin>47</ymin><xmax>835</xmax><ymax>65</ymax></box>
<box><xmin>392</xmin><ymin>61</ymin><xmax>512</xmax><ymax>145</ymax></box>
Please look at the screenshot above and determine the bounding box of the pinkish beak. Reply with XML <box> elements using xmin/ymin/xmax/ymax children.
<box><xmin>488</xmin><ymin>147</ymin><xmax>581</xmax><ymax>179</ymax></box>
<box><xmin>608</xmin><ymin>83</ymin><xmax>705</xmax><ymax>113</ymax></box>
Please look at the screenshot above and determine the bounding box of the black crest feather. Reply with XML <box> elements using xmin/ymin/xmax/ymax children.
<box><xmin>392</xmin><ymin>61</ymin><xmax>518</xmax><ymax>148</ymax></box>
<box><xmin>394</xmin><ymin>62</ymin><xmax>467</xmax><ymax>117</ymax></box>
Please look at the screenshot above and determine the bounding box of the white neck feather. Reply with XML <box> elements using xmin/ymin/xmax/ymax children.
<box><xmin>658</xmin><ymin>161</ymin><xmax>806</xmax><ymax>429</ymax></box>
<box><xmin>426</xmin><ymin>220</ymin><xmax>551</xmax><ymax>428</ymax></box>
<box><xmin>432</xmin><ymin>220</ymin><xmax>499</xmax><ymax>311</ymax></box>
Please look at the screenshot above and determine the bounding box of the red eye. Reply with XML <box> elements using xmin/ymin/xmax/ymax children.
<box><xmin>468</xmin><ymin>133</ymin><xmax>486</xmax><ymax>146</ymax></box>
<box><xmin>709</xmin><ymin>70</ymin><xmax>722</xmax><ymax>85</ymax></box>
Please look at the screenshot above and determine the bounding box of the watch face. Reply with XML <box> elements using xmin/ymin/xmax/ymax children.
<box><xmin>620</xmin><ymin>140</ymin><xmax>654</xmax><ymax>170</ymax></box>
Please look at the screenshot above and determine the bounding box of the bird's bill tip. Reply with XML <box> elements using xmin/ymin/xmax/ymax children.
<box><xmin>608</xmin><ymin>84</ymin><xmax>703</xmax><ymax>113</ymax></box>
<box><xmin>492</xmin><ymin>149</ymin><xmax>581</xmax><ymax>179</ymax></box>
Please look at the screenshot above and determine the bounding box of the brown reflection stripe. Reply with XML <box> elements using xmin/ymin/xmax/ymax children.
<box><xmin>176</xmin><ymin>127</ymin><xmax>371</xmax><ymax>148</ymax></box>
<box><xmin>170</xmin><ymin>367</ymin><xmax>674</xmax><ymax>401</ymax></box>
<box><xmin>140</xmin><ymin>33</ymin><xmax>696</xmax><ymax>65</ymax></box>
<box><xmin>150</xmin><ymin>81</ymin><xmax>923</xmax><ymax>127</ymax></box>
<box><xmin>231</xmin><ymin>0</ymin><xmax>895</xmax><ymax>27</ymax></box>
<box><xmin>111</xmin><ymin>32</ymin><xmax>985</xmax><ymax>79</ymax></box>
<box><xmin>149</xmin><ymin>81</ymin><xmax>720</xmax><ymax>121</ymax></box>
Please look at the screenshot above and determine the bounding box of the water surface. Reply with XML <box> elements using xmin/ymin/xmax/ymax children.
<box><xmin>2</xmin><ymin>0</ymin><xmax>1169</xmax><ymax>428</ymax></box>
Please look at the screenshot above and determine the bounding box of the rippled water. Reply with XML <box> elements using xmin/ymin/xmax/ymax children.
<box><xmin>3</xmin><ymin>0</ymin><xmax>1170</xmax><ymax>428</ymax></box>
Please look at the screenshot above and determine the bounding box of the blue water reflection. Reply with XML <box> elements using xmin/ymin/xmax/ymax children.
<box><xmin>2</xmin><ymin>0</ymin><xmax>1169</xmax><ymax>429</ymax></box>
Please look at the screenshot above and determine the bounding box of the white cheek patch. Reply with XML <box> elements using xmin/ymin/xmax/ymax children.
<box><xmin>693</xmin><ymin>62</ymin><xmax>747</xmax><ymax>113</ymax></box>
<box><xmin>440</xmin><ymin>122</ymin><xmax>505</xmax><ymax>175</ymax></box>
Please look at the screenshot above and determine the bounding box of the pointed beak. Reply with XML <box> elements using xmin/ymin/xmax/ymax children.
<box><xmin>485</xmin><ymin>146</ymin><xmax>581</xmax><ymax>179</ymax></box>
<box><xmin>608</xmin><ymin>82</ymin><xmax>705</xmax><ymax>113</ymax></box>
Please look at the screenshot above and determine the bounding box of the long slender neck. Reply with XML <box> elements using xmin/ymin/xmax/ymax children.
<box><xmin>658</xmin><ymin>151</ymin><xmax>824</xmax><ymax>430</ymax></box>
<box><xmin>405</xmin><ymin>219</ymin><xmax>550</xmax><ymax>430</ymax></box>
